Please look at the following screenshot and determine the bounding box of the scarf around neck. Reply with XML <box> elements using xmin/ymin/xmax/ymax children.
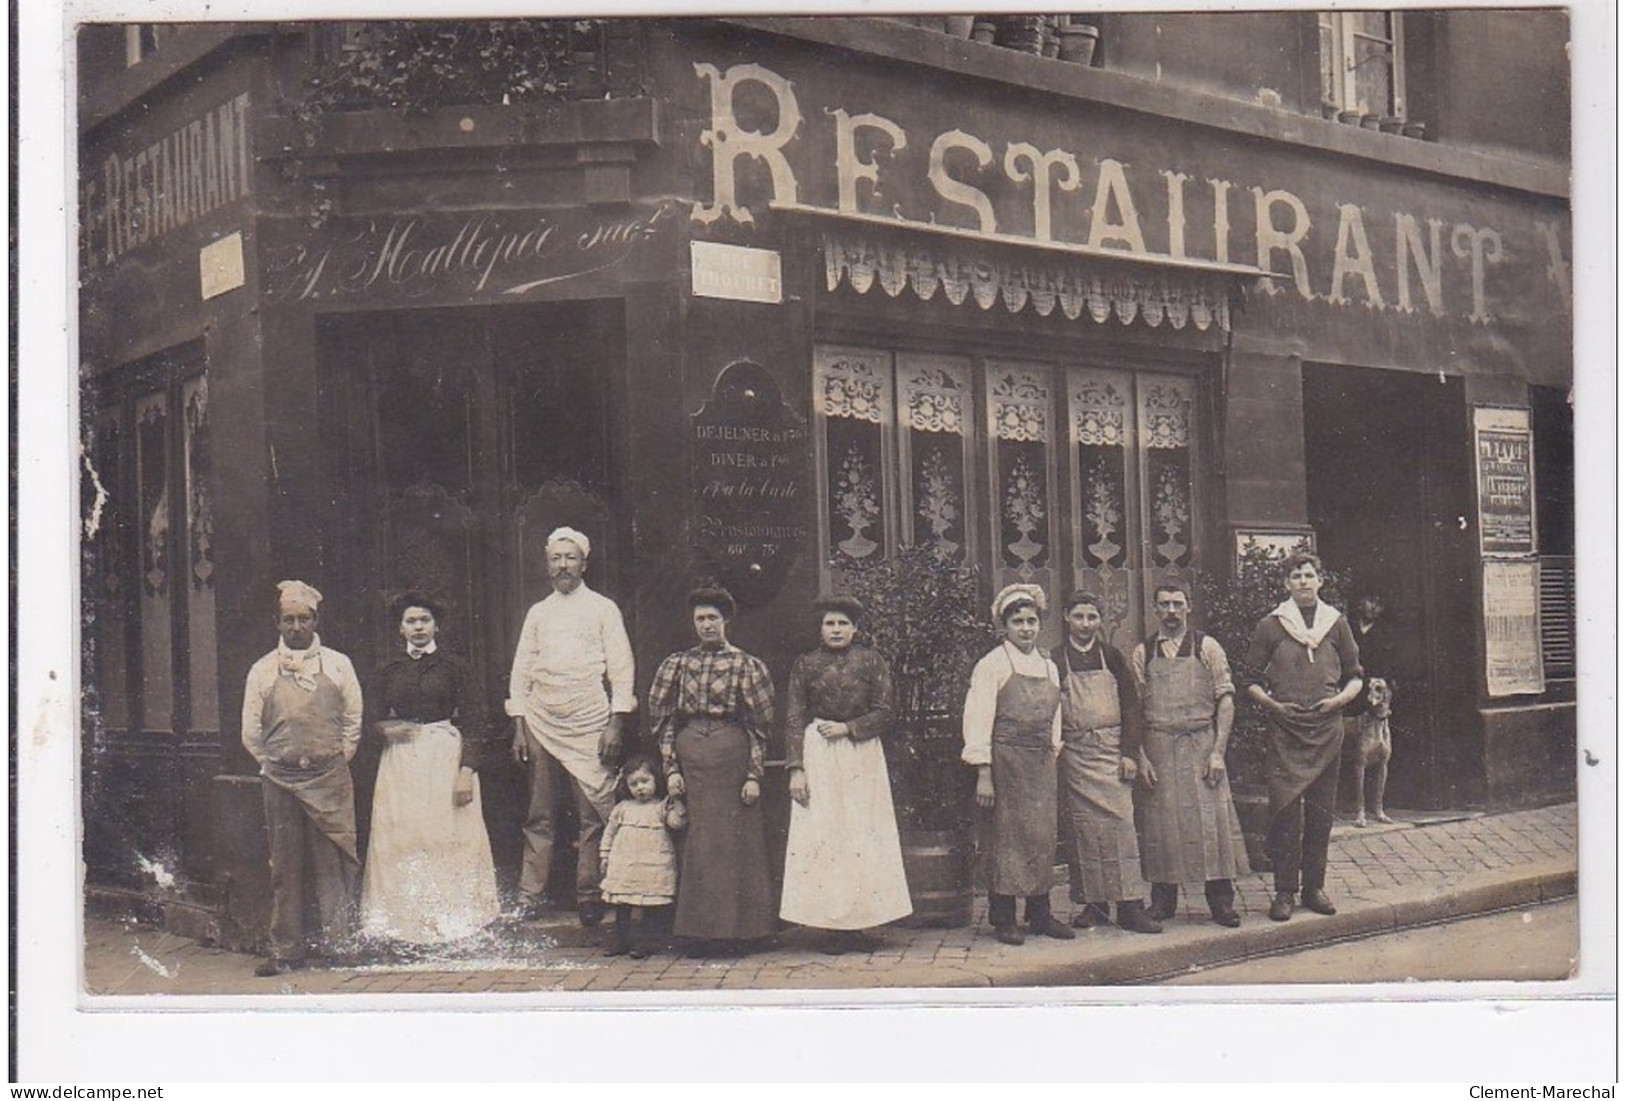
<box><xmin>1270</xmin><ymin>600</ymin><xmax>1339</xmax><ymax>661</ymax></box>
<box><xmin>277</xmin><ymin>634</ymin><xmax>324</xmax><ymax>691</ymax></box>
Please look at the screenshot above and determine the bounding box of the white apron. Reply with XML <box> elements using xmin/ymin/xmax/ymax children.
<box><xmin>780</xmin><ymin>722</ymin><xmax>913</xmax><ymax>930</ymax></box>
<box><xmin>361</xmin><ymin>720</ymin><xmax>501</xmax><ymax>945</ymax></box>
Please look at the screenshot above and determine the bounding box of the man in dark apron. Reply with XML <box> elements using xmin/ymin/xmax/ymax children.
<box><xmin>239</xmin><ymin>581</ymin><xmax>364</xmax><ymax>977</ymax></box>
<box><xmin>1243</xmin><ymin>553</ymin><xmax>1363</xmax><ymax>922</ymax></box>
<box><xmin>1131</xmin><ymin>581</ymin><xmax>1251</xmax><ymax>927</ymax></box>
<box><xmin>1052</xmin><ymin>593</ymin><xmax>1162</xmax><ymax>934</ymax></box>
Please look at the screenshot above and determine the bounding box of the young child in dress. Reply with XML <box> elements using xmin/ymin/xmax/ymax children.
<box><xmin>599</xmin><ymin>754</ymin><xmax>685</xmax><ymax>958</ymax></box>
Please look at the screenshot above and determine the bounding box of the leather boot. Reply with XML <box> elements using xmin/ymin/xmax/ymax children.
<box><xmin>1147</xmin><ymin>883</ymin><xmax>1179</xmax><ymax>922</ymax></box>
<box><xmin>1115</xmin><ymin>901</ymin><xmax>1164</xmax><ymax>934</ymax></box>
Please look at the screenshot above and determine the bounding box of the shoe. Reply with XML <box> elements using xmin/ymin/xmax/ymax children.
<box><xmin>818</xmin><ymin>934</ymin><xmax>850</xmax><ymax>956</ymax></box>
<box><xmin>1117</xmin><ymin>903</ymin><xmax>1165</xmax><ymax>934</ymax></box>
<box><xmin>253</xmin><ymin>957</ymin><xmax>303</xmax><ymax>978</ymax></box>
<box><xmin>603</xmin><ymin>940</ymin><xmax>630</xmax><ymax>957</ymax></box>
<box><xmin>1209</xmin><ymin>907</ymin><xmax>1241</xmax><ymax>928</ymax></box>
<box><xmin>1072</xmin><ymin>903</ymin><xmax>1110</xmax><ymax>929</ymax></box>
<box><xmin>1029</xmin><ymin>917</ymin><xmax>1077</xmax><ymax>941</ymax></box>
<box><xmin>992</xmin><ymin>925</ymin><xmax>1026</xmax><ymax>946</ymax></box>
<box><xmin>628</xmin><ymin>942</ymin><xmax>655</xmax><ymax>960</ymax></box>
<box><xmin>578</xmin><ymin>899</ymin><xmax>606</xmax><ymax>928</ymax></box>
<box><xmin>505</xmin><ymin>898</ymin><xmax>548</xmax><ymax>923</ymax></box>
<box><xmin>1146</xmin><ymin>887</ymin><xmax>1178</xmax><ymax>923</ymax></box>
<box><xmin>1300</xmin><ymin>888</ymin><xmax>1337</xmax><ymax>915</ymax></box>
<box><xmin>1269</xmin><ymin>893</ymin><xmax>1295</xmax><ymax>922</ymax></box>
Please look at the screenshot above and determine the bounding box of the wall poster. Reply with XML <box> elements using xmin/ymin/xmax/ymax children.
<box><xmin>1474</xmin><ymin>406</ymin><xmax>1537</xmax><ymax>557</ymax></box>
<box><xmin>1482</xmin><ymin>558</ymin><xmax>1546</xmax><ymax>697</ymax></box>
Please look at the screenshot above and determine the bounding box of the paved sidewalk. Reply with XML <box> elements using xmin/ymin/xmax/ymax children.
<box><xmin>83</xmin><ymin>802</ymin><xmax>1578</xmax><ymax>997</ymax></box>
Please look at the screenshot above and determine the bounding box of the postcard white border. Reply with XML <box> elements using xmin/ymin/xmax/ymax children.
<box><xmin>16</xmin><ymin>0</ymin><xmax>1619</xmax><ymax>1083</ymax></box>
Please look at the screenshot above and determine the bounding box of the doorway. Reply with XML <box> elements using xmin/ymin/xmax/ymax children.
<box><xmin>1302</xmin><ymin>363</ymin><xmax>1477</xmax><ymax>810</ymax></box>
<box><xmin>316</xmin><ymin>301</ymin><xmax>626</xmax><ymax>893</ymax></box>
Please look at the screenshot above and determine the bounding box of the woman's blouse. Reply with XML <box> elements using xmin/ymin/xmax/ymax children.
<box><xmin>372</xmin><ymin>647</ymin><xmax>483</xmax><ymax>770</ymax></box>
<box><xmin>960</xmin><ymin>641</ymin><xmax>1062</xmax><ymax>766</ymax></box>
<box><xmin>782</xmin><ymin>643</ymin><xmax>895</xmax><ymax>770</ymax></box>
<box><xmin>649</xmin><ymin>642</ymin><xmax>776</xmax><ymax>781</ymax></box>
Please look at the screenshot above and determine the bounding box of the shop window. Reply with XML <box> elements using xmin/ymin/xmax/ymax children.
<box><xmin>986</xmin><ymin>362</ymin><xmax>1059</xmax><ymax>609</ymax></box>
<box><xmin>123</xmin><ymin>24</ymin><xmax>176</xmax><ymax>67</ymax></box>
<box><xmin>817</xmin><ymin>345</ymin><xmax>980</xmax><ymax>582</ymax></box>
<box><xmin>814</xmin><ymin>343</ymin><xmax>1201</xmax><ymax>647</ymax></box>
<box><xmin>1319</xmin><ymin>11</ymin><xmax>1406</xmax><ymax>120</ymax></box>
<box><xmin>84</xmin><ymin>347</ymin><xmax>218</xmax><ymax>736</ymax></box>
<box><xmin>1070</xmin><ymin>369</ymin><xmax>1198</xmax><ymax>647</ymax></box>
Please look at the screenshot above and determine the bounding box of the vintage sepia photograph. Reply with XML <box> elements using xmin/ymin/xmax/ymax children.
<box><xmin>57</xmin><ymin>0</ymin><xmax>1601</xmax><ymax>1038</ymax></box>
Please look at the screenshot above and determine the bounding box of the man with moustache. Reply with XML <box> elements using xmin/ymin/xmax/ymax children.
<box><xmin>507</xmin><ymin>527</ymin><xmax>635</xmax><ymax>926</ymax></box>
<box><xmin>1053</xmin><ymin>593</ymin><xmax>1162</xmax><ymax>934</ymax></box>
<box><xmin>240</xmin><ymin>580</ymin><xmax>364</xmax><ymax>977</ymax></box>
<box><xmin>1130</xmin><ymin>581</ymin><xmax>1250</xmax><ymax>928</ymax></box>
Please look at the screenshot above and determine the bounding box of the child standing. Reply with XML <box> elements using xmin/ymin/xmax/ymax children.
<box><xmin>598</xmin><ymin>754</ymin><xmax>685</xmax><ymax>958</ymax></box>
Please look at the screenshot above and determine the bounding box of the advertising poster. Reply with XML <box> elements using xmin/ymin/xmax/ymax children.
<box><xmin>1474</xmin><ymin>406</ymin><xmax>1538</xmax><ymax>557</ymax></box>
<box><xmin>1483</xmin><ymin>559</ymin><xmax>1546</xmax><ymax>697</ymax></box>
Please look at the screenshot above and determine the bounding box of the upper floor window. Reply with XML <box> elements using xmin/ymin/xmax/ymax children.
<box><xmin>1319</xmin><ymin>11</ymin><xmax>1406</xmax><ymax>120</ymax></box>
<box><xmin>124</xmin><ymin>24</ymin><xmax>177</xmax><ymax>67</ymax></box>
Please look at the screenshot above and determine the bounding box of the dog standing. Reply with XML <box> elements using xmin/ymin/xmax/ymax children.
<box><xmin>1351</xmin><ymin>677</ymin><xmax>1393</xmax><ymax>827</ymax></box>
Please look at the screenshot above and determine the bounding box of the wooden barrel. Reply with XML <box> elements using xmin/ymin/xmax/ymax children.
<box><xmin>899</xmin><ymin>828</ymin><xmax>974</xmax><ymax>928</ymax></box>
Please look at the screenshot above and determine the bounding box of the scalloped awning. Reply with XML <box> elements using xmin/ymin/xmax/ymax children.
<box><xmin>774</xmin><ymin>203</ymin><xmax>1276</xmax><ymax>333</ymax></box>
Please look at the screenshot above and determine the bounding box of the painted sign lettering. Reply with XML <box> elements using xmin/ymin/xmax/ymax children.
<box><xmin>263</xmin><ymin>200</ymin><xmax>677</xmax><ymax>304</ymax></box>
<box><xmin>82</xmin><ymin>93</ymin><xmax>252</xmax><ymax>269</ymax></box>
<box><xmin>692</xmin><ymin>61</ymin><xmax>1568</xmax><ymax>327</ymax></box>
<box><xmin>690</xmin><ymin>360</ymin><xmax>809</xmax><ymax>606</ymax></box>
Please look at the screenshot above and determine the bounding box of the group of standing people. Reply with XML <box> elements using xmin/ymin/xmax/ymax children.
<box><xmin>965</xmin><ymin>551</ymin><xmax>1364</xmax><ymax>944</ymax></box>
<box><xmin>241</xmin><ymin>536</ymin><xmax>1362</xmax><ymax>977</ymax></box>
<box><xmin>241</xmin><ymin>528</ymin><xmax>915</xmax><ymax>975</ymax></box>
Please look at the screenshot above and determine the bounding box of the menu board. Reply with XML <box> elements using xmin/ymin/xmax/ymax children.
<box><xmin>690</xmin><ymin>359</ymin><xmax>809</xmax><ymax>607</ymax></box>
<box><xmin>1474</xmin><ymin>406</ymin><xmax>1537</xmax><ymax>557</ymax></box>
<box><xmin>1483</xmin><ymin>559</ymin><xmax>1546</xmax><ymax>697</ymax></box>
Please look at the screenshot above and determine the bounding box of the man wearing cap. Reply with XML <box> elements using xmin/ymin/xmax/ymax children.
<box><xmin>240</xmin><ymin>580</ymin><xmax>364</xmax><ymax>977</ymax></box>
<box><xmin>507</xmin><ymin>527</ymin><xmax>635</xmax><ymax>926</ymax></box>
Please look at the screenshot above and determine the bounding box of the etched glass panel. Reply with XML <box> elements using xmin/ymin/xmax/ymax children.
<box><xmin>1141</xmin><ymin>375</ymin><xmax>1196</xmax><ymax>569</ymax></box>
<box><xmin>898</xmin><ymin>355</ymin><xmax>973</xmax><ymax>561</ymax></box>
<box><xmin>987</xmin><ymin>364</ymin><xmax>1053</xmax><ymax>576</ymax></box>
<box><xmin>182</xmin><ymin>376</ymin><xmax>219</xmax><ymax>731</ymax></box>
<box><xmin>135</xmin><ymin>392</ymin><xmax>173</xmax><ymax>732</ymax></box>
<box><xmin>816</xmin><ymin>346</ymin><xmax>893</xmax><ymax>567</ymax></box>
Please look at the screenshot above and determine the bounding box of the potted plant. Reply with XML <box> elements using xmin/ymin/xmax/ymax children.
<box><xmin>840</xmin><ymin>544</ymin><xmax>996</xmax><ymax>927</ymax></box>
<box><xmin>1057</xmin><ymin>20</ymin><xmax>1100</xmax><ymax>65</ymax></box>
<box><xmin>1197</xmin><ymin>539</ymin><xmax>1350</xmax><ymax>870</ymax></box>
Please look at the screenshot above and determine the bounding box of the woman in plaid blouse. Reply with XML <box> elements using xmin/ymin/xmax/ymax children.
<box><xmin>648</xmin><ymin>586</ymin><xmax>777</xmax><ymax>953</ymax></box>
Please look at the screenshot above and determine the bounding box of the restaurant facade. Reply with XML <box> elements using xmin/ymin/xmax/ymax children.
<box><xmin>77</xmin><ymin>13</ymin><xmax>1575</xmax><ymax>945</ymax></box>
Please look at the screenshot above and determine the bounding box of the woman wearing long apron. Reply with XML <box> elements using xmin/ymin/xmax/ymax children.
<box><xmin>650</xmin><ymin>586</ymin><xmax>777</xmax><ymax>955</ymax></box>
<box><xmin>780</xmin><ymin>594</ymin><xmax>912</xmax><ymax>954</ymax></box>
<box><xmin>1243</xmin><ymin>553</ymin><xmax>1363</xmax><ymax>922</ymax></box>
<box><xmin>360</xmin><ymin>594</ymin><xmax>500</xmax><ymax>950</ymax></box>
<box><xmin>962</xmin><ymin>584</ymin><xmax>1075</xmax><ymax>946</ymax></box>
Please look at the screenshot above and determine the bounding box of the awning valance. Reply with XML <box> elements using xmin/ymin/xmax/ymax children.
<box><xmin>773</xmin><ymin>203</ymin><xmax>1274</xmax><ymax>333</ymax></box>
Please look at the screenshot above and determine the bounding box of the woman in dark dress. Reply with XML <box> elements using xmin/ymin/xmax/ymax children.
<box><xmin>648</xmin><ymin>586</ymin><xmax>777</xmax><ymax>954</ymax></box>
<box><xmin>360</xmin><ymin>593</ymin><xmax>499</xmax><ymax>947</ymax></box>
<box><xmin>779</xmin><ymin>594</ymin><xmax>912</xmax><ymax>954</ymax></box>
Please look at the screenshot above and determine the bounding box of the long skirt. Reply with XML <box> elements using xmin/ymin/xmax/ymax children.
<box><xmin>1138</xmin><ymin>724</ymin><xmax>1250</xmax><ymax>884</ymax></box>
<box><xmin>672</xmin><ymin>719</ymin><xmax>776</xmax><ymax>941</ymax></box>
<box><xmin>360</xmin><ymin>721</ymin><xmax>500</xmax><ymax>945</ymax></box>
<box><xmin>1059</xmin><ymin>728</ymin><xmax>1147</xmax><ymax>903</ymax></box>
<box><xmin>983</xmin><ymin>739</ymin><xmax>1057</xmax><ymax>897</ymax></box>
<box><xmin>780</xmin><ymin>723</ymin><xmax>913</xmax><ymax>930</ymax></box>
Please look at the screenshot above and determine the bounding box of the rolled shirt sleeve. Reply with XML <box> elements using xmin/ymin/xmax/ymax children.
<box><xmin>1198</xmin><ymin>635</ymin><xmax>1235</xmax><ymax>700</ymax></box>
